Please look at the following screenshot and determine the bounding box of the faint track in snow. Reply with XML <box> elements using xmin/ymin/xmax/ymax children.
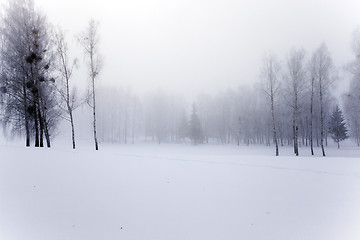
<box><xmin>115</xmin><ymin>153</ymin><xmax>360</xmax><ymax>180</ymax></box>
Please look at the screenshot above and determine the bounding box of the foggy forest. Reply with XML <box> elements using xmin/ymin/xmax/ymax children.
<box><xmin>0</xmin><ymin>0</ymin><xmax>360</xmax><ymax>240</ymax></box>
<box><xmin>0</xmin><ymin>0</ymin><xmax>359</xmax><ymax>156</ymax></box>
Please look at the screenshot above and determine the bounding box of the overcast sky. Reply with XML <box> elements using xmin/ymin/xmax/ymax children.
<box><xmin>4</xmin><ymin>0</ymin><xmax>360</xmax><ymax>97</ymax></box>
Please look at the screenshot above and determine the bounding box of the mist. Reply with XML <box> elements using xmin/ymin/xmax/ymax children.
<box><xmin>19</xmin><ymin>0</ymin><xmax>360</xmax><ymax>99</ymax></box>
<box><xmin>1</xmin><ymin>1</ymin><xmax>360</xmax><ymax>240</ymax></box>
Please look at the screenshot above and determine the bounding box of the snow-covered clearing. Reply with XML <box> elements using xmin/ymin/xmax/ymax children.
<box><xmin>0</xmin><ymin>142</ymin><xmax>359</xmax><ymax>240</ymax></box>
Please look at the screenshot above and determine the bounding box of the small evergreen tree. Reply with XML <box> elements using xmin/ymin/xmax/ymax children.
<box><xmin>328</xmin><ymin>106</ymin><xmax>349</xmax><ymax>148</ymax></box>
<box><xmin>189</xmin><ymin>104</ymin><xmax>203</xmax><ymax>145</ymax></box>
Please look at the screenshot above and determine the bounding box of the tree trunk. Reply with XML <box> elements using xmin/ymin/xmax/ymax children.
<box><xmin>92</xmin><ymin>78</ymin><xmax>98</xmax><ymax>151</ymax></box>
<box><xmin>317</xmin><ymin>136</ymin><xmax>319</xmax><ymax>147</ymax></box>
<box><xmin>310</xmin><ymin>77</ymin><xmax>314</xmax><ymax>155</ymax></box>
<box><xmin>39</xmin><ymin>123</ymin><xmax>44</xmax><ymax>147</ymax></box>
<box><xmin>295</xmin><ymin>125</ymin><xmax>298</xmax><ymax>156</ymax></box>
<box><xmin>319</xmin><ymin>77</ymin><xmax>326</xmax><ymax>157</ymax></box>
<box><xmin>23</xmin><ymin>82</ymin><xmax>30</xmax><ymax>147</ymax></box>
<box><xmin>271</xmin><ymin>95</ymin><xmax>279</xmax><ymax>156</ymax></box>
<box><xmin>70</xmin><ymin>111</ymin><xmax>76</xmax><ymax>149</ymax></box>
<box><xmin>32</xmin><ymin>64</ymin><xmax>39</xmax><ymax>148</ymax></box>
<box><xmin>38</xmin><ymin>107</ymin><xmax>44</xmax><ymax>148</ymax></box>
<box><xmin>66</xmin><ymin>69</ymin><xmax>76</xmax><ymax>149</ymax></box>
<box><xmin>293</xmin><ymin>87</ymin><xmax>299</xmax><ymax>156</ymax></box>
<box><xmin>44</xmin><ymin>121</ymin><xmax>51</xmax><ymax>148</ymax></box>
<box><xmin>25</xmin><ymin>120</ymin><xmax>30</xmax><ymax>147</ymax></box>
<box><xmin>34</xmin><ymin>104</ymin><xmax>39</xmax><ymax>148</ymax></box>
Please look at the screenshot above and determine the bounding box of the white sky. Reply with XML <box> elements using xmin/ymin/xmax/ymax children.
<box><xmin>4</xmin><ymin>0</ymin><xmax>360</xmax><ymax>97</ymax></box>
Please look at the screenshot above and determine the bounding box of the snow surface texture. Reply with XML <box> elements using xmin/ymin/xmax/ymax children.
<box><xmin>0</xmin><ymin>142</ymin><xmax>359</xmax><ymax>240</ymax></box>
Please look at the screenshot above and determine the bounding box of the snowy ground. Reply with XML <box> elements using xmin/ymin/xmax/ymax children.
<box><xmin>0</xmin><ymin>141</ymin><xmax>359</xmax><ymax>240</ymax></box>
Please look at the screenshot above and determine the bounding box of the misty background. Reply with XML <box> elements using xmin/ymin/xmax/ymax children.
<box><xmin>1</xmin><ymin>0</ymin><xmax>360</xmax><ymax>148</ymax></box>
<box><xmin>2</xmin><ymin>2</ymin><xmax>360</xmax><ymax>240</ymax></box>
<box><xmin>7</xmin><ymin>0</ymin><xmax>360</xmax><ymax>97</ymax></box>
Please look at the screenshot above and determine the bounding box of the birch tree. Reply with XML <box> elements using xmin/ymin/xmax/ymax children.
<box><xmin>308</xmin><ymin>74</ymin><xmax>316</xmax><ymax>155</ymax></box>
<box><xmin>284</xmin><ymin>48</ymin><xmax>307</xmax><ymax>156</ymax></box>
<box><xmin>79</xmin><ymin>19</ymin><xmax>102</xmax><ymax>150</ymax></box>
<box><xmin>310</xmin><ymin>44</ymin><xmax>336</xmax><ymax>156</ymax></box>
<box><xmin>260</xmin><ymin>53</ymin><xmax>281</xmax><ymax>156</ymax></box>
<box><xmin>54</xmin><ymin>27</ymin><xmax>79</xmax><ymax>149</ymax></box>
<box><xmin>344</xmin><ymin>28</ymin><xmax>360</xmax><ymax>146</ymax></box>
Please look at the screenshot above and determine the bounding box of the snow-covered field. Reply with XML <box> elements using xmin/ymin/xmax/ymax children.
<box><xmin>0</xmin><ymin>142</ymin><xmax>359</xmax><ymax>240</ymax></box>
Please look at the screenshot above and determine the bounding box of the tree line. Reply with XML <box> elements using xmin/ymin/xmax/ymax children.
<box><xmin>93</xmin><ymin>45</ymin><xmax>353</xmax><ymax>156</ymax></box>
<box><xmin>93</xmin><ymin>68</ymin><xmax>348</xmax><ymax>156</ymax></box>
<box><xmin>0</xmin><ymin>0</ymin><xmax>356</xmax><ymax>155</ymax></box>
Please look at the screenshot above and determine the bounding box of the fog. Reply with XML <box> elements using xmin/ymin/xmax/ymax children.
<box><xmin>1</xmin><ymin>2</ymin><xmax>360</xmax><ymax>238</ymax></box>
<box><xmin>12</xmin><ymin>0</ymin><xmax>360</xmax><ymax>98</ymax></box>
<box><xmin>1</xmin><ymin>0</ymin><xmax>360</xmax><ymax>149</ymax></box>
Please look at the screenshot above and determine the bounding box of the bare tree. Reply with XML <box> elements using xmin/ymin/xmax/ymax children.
<box><xmin>0</xmin><ymin>0</ymin><xmax>58</xmax><ymax>147</ymax></box>
<box><xmin>344</xmin><ymin>28</ymin><xmax>360</xmax><ymax>146</ymax></box>
<box><xmin>309</xmin><ymin>75</ymin><xmax>315</xmax><ymax>155</ymax></box>
<box><xmin>260</xmin><ymin>53</ymin><xmax>281</xmax><ymax>156</ymax></box>
<box><xmin>54</xmin><ymin>27</ymin><xmax>79</xmax><ymax>149</ymax></box>
<box><xmin>78</xmin><ymin>19</ymin><xmax>102</xmax><ymax>150</ymax></box>
<box><xmin>284</xmin><ymin>48</ymin><xmax>307</xmax><ymax>156</ymax></box>
<box><xmin>310</xmin><ymin>44</ymin><xmax>336</xmax><ymax>156</ymax></box>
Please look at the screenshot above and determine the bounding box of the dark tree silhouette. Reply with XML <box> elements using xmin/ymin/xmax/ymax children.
<box><xmin>0</xmin><ymin>0</ymin><xmax>58</xmax><ymax>147</ymax></box>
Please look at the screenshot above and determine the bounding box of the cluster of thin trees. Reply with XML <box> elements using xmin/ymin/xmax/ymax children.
<box><xmin>94</xmin><ymin>43</ymin><xmax>353</xmax><ymax>156</ymax></box>
<box><xmin>0</xmin><ymin>0</ymin><xmax>101</xmax><ymax>150</ymax></box>
<box><xmin>259</xmin><ymin>45</ymin><xmax>338</xmax><ymax>156</ymax></box>
<box><xmin>343</xmin><ymin>29</ymin><xmax>360</xmax><ymax>147</ymax></box>
<box><xmin>0</xmin><ymin>0</ymin><xmax>56</xmax><ymax>148</ymax></box>
<box><xmin>0</xmin><ymin>0</ymin><xmax>358</xmax><ymax>155</ymax></box>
